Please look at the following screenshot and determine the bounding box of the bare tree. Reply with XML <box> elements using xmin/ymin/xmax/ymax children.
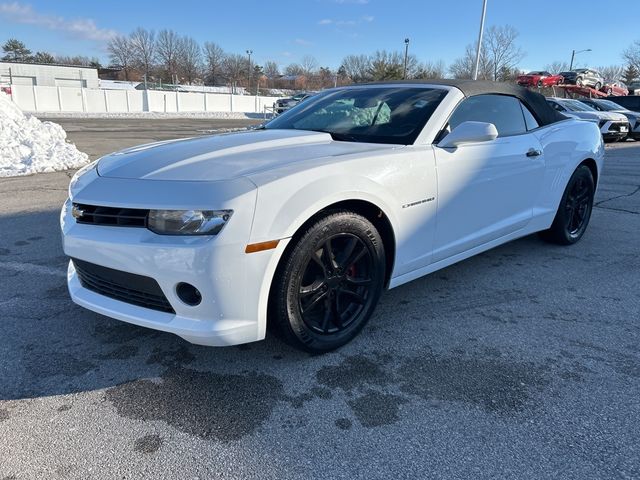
<box><xmin>340</xmin><ymin>54</ymin><xmax>371</xmax><ymax>83</ymax></box>
<box><xmin>300</xmin><ymin>55</ymin><xmax>319</xmax><ymax>76</ymax></box>
<box><xmin>544</xmin><ymin>61</ymin><xmax>570</xmax><ymax>74</ymax></box>
<box><xmin>484</xmin><ymin>25</ymin><xmax>525</xmax><ymax>81</ymax></box>
<box><xmin>129</xmin><ymin>27</ymin><xmax>156</xmax><ymax>80</ymax></box>
<box><xmin>284</xmin><ymin>63</ymin><xmax>304</xmax><ymax>76</ymax></box>
<box><xmin>415</xmin><ymin>60</ymin><xmax>446</xmax><ymax>79</ymax></box>
<box><xmin>622</xmin><ymin>40</ymin><xmax>640</xmax><ymax>74</ymax></box>
<box><xmin>177</xmin><ymin>36</ymin><xmax>202</xmax><ymax>84</ymax></box>
<box><xmin>107</xmin><ymin>35</ymin><xmax>134</xmax><ymax>80</ymax></box>
<box><xmin>263</xmin><ymin>61</ymin><xmax>280</xmax><ymax>88</ymax></box>
<box><xmin>449</xmin><ymin>43</ymin><xmax>492</xmax><ymax>80</ymax></box>
<box><xmin>203</xmin><ymin>42</ymin><xmax>225</xmax><ymax>85</ymax></box>
<box><xmin>156</xmin><ymin>29</ymin><xmax>181</xmax><ymax>83</ymax></box>
<box><xmin>223</xmin><ymin>53</ymin><xmax>249</xmax><ymax>92</ymax></box>
<box><xmin>598</xmin><ymin>65</ymin><xmax>625</xmax><ymax>82</ymax></box>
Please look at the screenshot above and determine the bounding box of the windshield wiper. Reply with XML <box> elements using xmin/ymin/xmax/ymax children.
<box><xmin>304</xmin><ymin>129</ymin><xmax>359</xmax><ymax>142</ymax></box>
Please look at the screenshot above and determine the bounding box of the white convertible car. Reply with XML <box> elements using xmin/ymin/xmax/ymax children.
<box><xmin>61</xmin><ymin>81</ymin><xmax>604</xmax><ymax>352</ymax></box>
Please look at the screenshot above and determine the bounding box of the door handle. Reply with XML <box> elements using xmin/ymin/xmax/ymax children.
<box><xmin>526</xmin><ymin>148</ymin><xmax>542</xmax><ymax>157</ymax></box>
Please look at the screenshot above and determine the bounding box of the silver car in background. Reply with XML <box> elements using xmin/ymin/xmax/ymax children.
<box><xmin>559</xmin><ymin>69</ymin><xmax>605</xmax><ymax>90</ymax></box>
<box><xmin>580</xmin><ymin>98</ymin><xmax>640</xmax><ymax>140</ymax></box>
<box><xmin>547</xmin><ymin>97</ymin><xmax>629</xmax><ymax>141</ymax></box>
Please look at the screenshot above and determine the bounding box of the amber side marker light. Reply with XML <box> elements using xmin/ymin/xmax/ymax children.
<box><xmin>245</xmin><ymin>240</ymin><xmax>280</xmax><ymax>254</ymax></box>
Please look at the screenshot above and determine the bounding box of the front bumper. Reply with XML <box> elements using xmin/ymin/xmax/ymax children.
<box><xmin>61</xmin><ymin>174</ymin><xmax>286</xmax><ymax>347</ymax></box>
<box><xmin>600</xmin><ymin>121</ymin><xmax>629</xmax><ymax>140</ymax></box>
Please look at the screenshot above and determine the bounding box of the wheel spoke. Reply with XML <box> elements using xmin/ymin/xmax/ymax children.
<box><xmin>330</xmin><ymin>294</ymin><xmax>343</xmax><ymax>328</ymax></box>
<box><xmin>341</xmin><ymin>243</ymin><xmax>367</xmax><ymax>271</ymax></box>
<box><xmin>344</xmin><ymin>276</ymin><xmax>372</xmax><ymax>286</ymax></box>
<box><xmin>300</xmin><ymin>281</ymin><xmax>325</xmax><ymax>297</ymax></box>
<box><xmin>301</xmin><ymin>289</ymin><xmax>328</xmax><ymax>314</ymax></box>
<box><xmin>338</xmin><ymin>287</ymin><xmax>366</xmax><ymax>305</ymax></box>
<box><xmin>321</xmin><ymin>239</ymin><xmax>339</xmax><ymax>272</ymax></box>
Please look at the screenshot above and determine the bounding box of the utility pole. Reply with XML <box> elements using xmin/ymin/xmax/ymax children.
<box><xmin>472</xmin><ymin>0</ymin><xmax>488</xmax><ymax>80</ymax></box>
<box><xmin>403</xmin><ymin>38</ymin><xmax>410</xmax><ymax>79</ymax></box>
<box><xmin>246</xmin><ymin>49</ymin><xmax>253</xmax><ymax>94</ymax></box>
<box><xmin>569</xmin><ymin>48</ymin><xmax>591</xmax><ymax>70</ymax></box>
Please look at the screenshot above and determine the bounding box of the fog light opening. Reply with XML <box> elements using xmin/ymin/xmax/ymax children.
<box><xmin>176</xmin><ymin>282</ymin><xmax>201</xmax><ymax>306</ymax></box>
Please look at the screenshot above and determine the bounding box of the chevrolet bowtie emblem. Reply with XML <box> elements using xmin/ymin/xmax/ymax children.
<box><xmin>71</xmin><ymin>205</ymin><xmax>85</xmax><ymax>219</ymax></box>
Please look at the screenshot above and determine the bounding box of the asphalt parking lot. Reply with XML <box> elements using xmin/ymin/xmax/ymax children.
<box><xmin>1</xmin><ymin>120</ymin><xmax>639</xmax><ymax>479</ymax></box>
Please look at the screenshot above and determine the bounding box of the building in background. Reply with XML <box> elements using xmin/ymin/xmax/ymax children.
<box><xmin>0</xmin><ymin>61</ymin><xmax>99</xmax><ymax>89</ymax></box>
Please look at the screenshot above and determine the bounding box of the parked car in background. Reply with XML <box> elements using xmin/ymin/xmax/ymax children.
<box><xmin>580</xmin><ymin>98</ymin><xmax>640</xmax><ymax>140</ymax></box>
<box><xmin>559</xmin><ymin>69</ymin><xmax>605</xmax><ymax>90</ymax></box>
<box><xmin>61</xmin><ymin>81</ymin><xmax>603</xmax><ymax>352</ymax></box>
<box><xmin>274</xmin><ymin>92</ymin><xmax>314</xmax><ymax>114</ymax></box>
<box><xmin>600</xmin><ymin>81</ymin><xmax>628</xmax><ymax>96</ymax></box>
<box><xmin>517</xmin><ymin>71</ymin><xmax>563</xmax><ymax>87</ymax></box>
<box><xmin>607</xmin><ymin>95</ymin><xmax>640</xmax><ymax>111</ymax></box>
<box><xmin>547</xmin><ymin>97</ymin><xmax>629</xmax><ymax>141</ymax></box>
<box><xmin>626</xmin><ymin>81</ymin><xmax>640</xmax><ymax>95</ymax></box>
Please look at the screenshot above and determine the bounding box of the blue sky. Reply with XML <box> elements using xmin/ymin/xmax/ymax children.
<box><xmin>0</xmin><ymin>0</ymin><xmax>635</xmax><ymax>71</ymax></box>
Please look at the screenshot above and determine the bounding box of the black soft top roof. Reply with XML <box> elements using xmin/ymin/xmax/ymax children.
<box><xmin>361</xmin><ymin>79</ymin><xmax>566</xmax><ymax>126</ymax></box>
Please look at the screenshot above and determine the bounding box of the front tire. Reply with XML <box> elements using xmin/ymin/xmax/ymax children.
<box><xmin>270</xmin><ymin>211</ymin><xmax>385</xmax><ymax>353</ymax></box>
<box><xmin>539</xmin><ymin>165</ymin><xmax>595</xmax><ymax>245</ymax></box>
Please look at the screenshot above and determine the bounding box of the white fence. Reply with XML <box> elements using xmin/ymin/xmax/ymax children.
<box><xmin>9</xmin><ymin>84</ymin><xmax>279</xmax><ymax>114</ymax></box>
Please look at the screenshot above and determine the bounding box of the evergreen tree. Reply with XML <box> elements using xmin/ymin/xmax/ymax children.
<box><xmin>2</xmin><ymin>38</ymin><xmax>32</xmax><ymax>62</ymax></box>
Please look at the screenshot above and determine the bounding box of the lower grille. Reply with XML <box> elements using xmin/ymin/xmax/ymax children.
<box><xmin>72</xmin><ymin>258</ymin><xmax>175</xmax><ymax>313</ymax></box>
<box><xmin>608</xmin><ymin>122</ymin><xmax>629</xmax><ymax>133</ymax></box>
<box><xmin>73</xmin><ymin>203</ymin><xmax>149</xmax><ymax>228</ymax></box>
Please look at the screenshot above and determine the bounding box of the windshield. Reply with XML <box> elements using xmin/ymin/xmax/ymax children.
<box><xmin>265</xmin><ymin>86</ymin><xmax>447</xmax><ymax>145</ymax></box>
<box><xmin>594</xmin><ymin>100</ymin><xmax>624</xmax><ymax>111</ymax></box>
<box><xmin>560</xmin><ymin>99</ymin><xmax>597</xmax><ymax>112</ymax></box>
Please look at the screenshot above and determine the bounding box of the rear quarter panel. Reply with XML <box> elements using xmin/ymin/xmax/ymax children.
<box><xmin>529</xmin><ymin>118</ymin><xmax>604</xmax><ymax>230</ymax></box>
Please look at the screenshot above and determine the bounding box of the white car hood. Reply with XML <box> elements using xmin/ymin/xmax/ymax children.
<box><xmin>570</xmin><ymin>110</ymin><xmax>627</xmax><ymax>122</ymax></box>
<box><xmin>97</xmin><ymin>129</ymin><xmax>393</xmax><ymax>181</ymax></box>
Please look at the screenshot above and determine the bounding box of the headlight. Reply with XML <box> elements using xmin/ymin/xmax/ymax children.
<box><xmin>147</xmin><ymin>210</ymin><xmax>233</xmax><ymax>235</ymax></box>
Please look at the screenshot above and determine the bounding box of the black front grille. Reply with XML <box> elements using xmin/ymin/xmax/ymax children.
<box><xmin>72</xmin><ymin>258</ymin><xmax>175</xmax><ymax>313</ymax></box>
<box><xmin>608</xmin><ymin>122</ymin><xmax>628</xmax><ymax>133</ymax></box>
<box><xmin>73</xmin><ymin>203</ymin><xmax>149</xmax><ymax>227</ymax></box>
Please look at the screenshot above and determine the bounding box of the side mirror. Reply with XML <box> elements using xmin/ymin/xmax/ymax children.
<box><xmin>438</xmin><ymin>121</ymin><xmax>499</xmax><ymax>148</ymax></box>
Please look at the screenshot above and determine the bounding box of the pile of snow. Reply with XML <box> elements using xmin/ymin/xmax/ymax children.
<box><xmin>0</xmin><ymin>92</ymin><xmax>88</xmax><ymax>177</ymax></box>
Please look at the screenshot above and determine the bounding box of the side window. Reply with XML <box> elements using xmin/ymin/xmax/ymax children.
<box><xmin>520</xmin><ymin>103</ymin><xmax>539</xmax><ymax>130</ymax></box>
<box><xmin>548</xmin><ymin>101</ymin><xmax>565</xmax><ymax>112</ymax></box>
<box><xmin>448</xmin><ymin>94</ymin><xmax>527</xmax><ymax>137</ymax></box>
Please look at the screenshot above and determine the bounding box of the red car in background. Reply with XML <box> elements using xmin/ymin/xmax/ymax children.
<box><xmin>601</xmin><ymin>81</ymin><xmax>628</xmax><ymax>96</ymax></box>
<box><xmin>517</xmin><ymin>71</ymin><xmax>564</xmax><ymax>87</ymax></box>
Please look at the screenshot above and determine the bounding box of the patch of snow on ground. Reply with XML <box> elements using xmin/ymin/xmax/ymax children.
<box><xmin>0</xmin><ymin>92</ymin><xmax>89</xmax><ymax>177</ymax></box>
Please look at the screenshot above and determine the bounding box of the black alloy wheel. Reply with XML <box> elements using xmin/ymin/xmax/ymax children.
<box><xmin>270</xmin><ymin>211</ymin><xmax>385</xmax><ymax>352</ymax></box>
<box><xmin>565</xmin><ymin>173</ymin><xmax>592</xmax><ymax>239</ymax></box>
<box><xmin>297</xmin><ymin>233</ymin><xmax>374</xmax><ymax>335</ymax></box>
<box><xmin>539</xmin><ymin>165</ymin><xmax>595</xmax><ymax>245</ymax></box>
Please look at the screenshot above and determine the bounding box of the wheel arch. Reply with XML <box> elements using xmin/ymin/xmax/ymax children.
<box><xmin>287</xmin><ymin>199</ymin><xmax>396</xmax><ymax>288</ymax></box>
<box><xmin>579</xmin><ymin>157</ymin><xmax>598</xmax><ymax>188</ymax></box>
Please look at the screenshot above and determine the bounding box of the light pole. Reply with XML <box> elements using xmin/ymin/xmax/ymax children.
<box><xmin>246</xmin><ymin>49</ymin><xmax>253</xmax><ymax>93</ymax></box>
<box><xmin>403</xmin><ymin>38</ymin><xmax>410</xmax><ymax>79</ymax></box>
<box><xmin>569</xmin><ymin>48</ymin><xmax>591</xmax><ymax>70</ymax></box>
<box><xmin>472</xmin><ymin>0</ymin><xmax>488</xmax><ymax>80</ymax></box>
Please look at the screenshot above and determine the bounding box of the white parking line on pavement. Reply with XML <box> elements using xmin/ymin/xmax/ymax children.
<box><xmin>0</xmin><ymin>261</ymin><xmax>66</xmax><ymax>278</ymax></box>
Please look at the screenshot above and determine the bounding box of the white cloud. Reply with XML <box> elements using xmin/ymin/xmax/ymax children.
<box><xmin>318</xmin><ymin>16</ymin><xmax>372</xmax><ymax>27</ymax></box>
<box><xmin>294</xmin><ymin>38</ymin><xmax>313</xmax><ymax>46</ymax></box>
<box><xmin>0</xmin><ymin>2</ymin><xmax>117</xmax><ymax>42</ymax></box>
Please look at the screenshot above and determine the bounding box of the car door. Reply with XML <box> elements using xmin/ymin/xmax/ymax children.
<box><xmin>432</xmin><ymin>94</ymin><xmax>545</xmax><ymax>262</ymax></box>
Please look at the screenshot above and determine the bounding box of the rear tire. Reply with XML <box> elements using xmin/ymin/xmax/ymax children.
<box><xmin>539</xmin><ymin>165</ymin><xmax>595</xmax><ymax>245</ymax></box>
<box><xmin>270</xmin><ymin>211</ymin><xmax>385</xmax><ymax>353</ymax></box>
